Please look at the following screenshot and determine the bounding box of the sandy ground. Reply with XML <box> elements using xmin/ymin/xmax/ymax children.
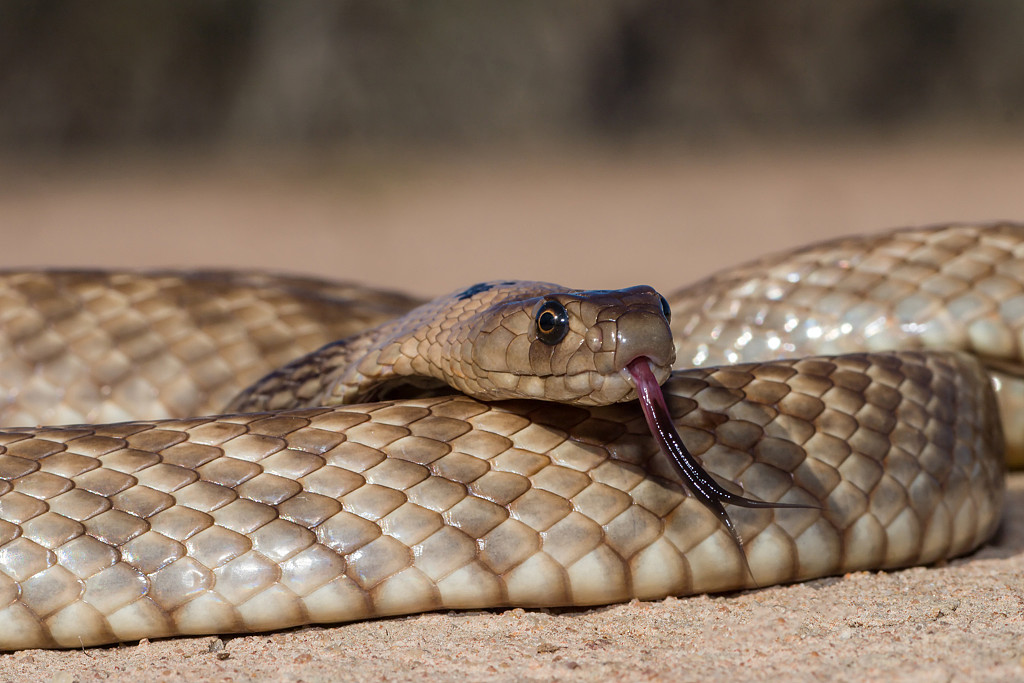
<box><xmin>1</xmin><ymin>139</ymin><xmax>1024</xmax><ymax>681</ymax></box>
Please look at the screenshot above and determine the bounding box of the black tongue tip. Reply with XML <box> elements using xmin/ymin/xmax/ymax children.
<box><xmin>625</xmin><ymin>358</ymin><xmax>813</xmax><ymax>556</ymax></box>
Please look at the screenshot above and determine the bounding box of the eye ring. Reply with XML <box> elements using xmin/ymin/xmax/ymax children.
<box><xmin>659</xmin><ymin>295</ymin><xmax>672</xmax><ymax>322</ymax></box>
<box><xmin>535</xmin><ymin>300</ymin><xmax>569</xmax><ymax>345</ymax></box>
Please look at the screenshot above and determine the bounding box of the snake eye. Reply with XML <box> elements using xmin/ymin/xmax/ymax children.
<box><xmin>535</xmin><ymin>300</ymin><xmax>569</xmax><ymax>345</ymax></box>
<box><xmin>659</xmin><ymin>295</ymin><xmax>672</xmax><ymax>322</ymax></box>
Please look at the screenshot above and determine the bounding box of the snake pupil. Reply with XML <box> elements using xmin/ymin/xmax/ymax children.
<box><xmin>659</xmin><ymin>295</ymin><xmax>671</xmax><ymax>322</ymax></box>
<box><xmin>535</xmin><ymin>301</ymin><xmax>569</xmax><ymax>345</ymax></box>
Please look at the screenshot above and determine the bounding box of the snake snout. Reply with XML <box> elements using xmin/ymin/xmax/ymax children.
<box><xmin>614</xmin><ymin>309</ymin><xmax>675</xmax><ymax>374</ymax></box>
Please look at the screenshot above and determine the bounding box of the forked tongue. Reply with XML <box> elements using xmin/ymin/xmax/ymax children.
<box><xmin>626</xmin><ymin>357</ymin><xmax>808</xmax><ymax>556</ymax></box>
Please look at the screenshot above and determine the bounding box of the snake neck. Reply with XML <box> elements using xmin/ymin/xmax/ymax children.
<box><xmin>226</xmin><ymin>317</ymin><xmax>453</xmax><ymax>413</ymax></box>
<box><xmin>322</xmin><ymin>325</ymin><xmax>454</xmax><ymax>404</ymax></box>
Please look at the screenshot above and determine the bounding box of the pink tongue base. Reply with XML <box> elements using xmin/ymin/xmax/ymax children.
<box><xmin>625</xmin><ymin>358</ymin><xmax>807</xmax><ymax>553</ymax></box>
<box><xmin>626</xmin><ymin>357</ymin><xmax>672</xmax><ymax>420</ymax></box>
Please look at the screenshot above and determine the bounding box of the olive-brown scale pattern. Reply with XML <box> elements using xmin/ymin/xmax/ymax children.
<box><xmin>0</xmin><ymin>352</ymin><xmax>1002</xmax><ymax>649</ymax></box>
<box><xmin>668</xmin><ymin>222</ymin><xmax>1024</xmax><ymax>463</ymax></box>
<box><xmin>0</xmin><ymin>223</ymin><xmax>1016</xmax><ymax>649</ymax></box>
<box><xmin>0</xmin><ymin>270</ymin><xmax>418</xmax><ymax>428</ymax></box>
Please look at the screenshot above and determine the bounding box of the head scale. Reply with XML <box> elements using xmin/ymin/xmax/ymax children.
<box><xmin>439</xmin><ymin>281</ymin><xmax>676</xmax><ymax>405</ymax></box>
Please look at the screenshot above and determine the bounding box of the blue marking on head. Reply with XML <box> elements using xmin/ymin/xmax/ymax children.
<box><xmin>456</xmin><ymin>282</ymin><xmax>497</xmax><ymax>301</ymax></box>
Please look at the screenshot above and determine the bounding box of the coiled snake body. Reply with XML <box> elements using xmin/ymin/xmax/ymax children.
<box><xmin>0</xmin><ymin>224</ymin><xmax>1016</xmax><ymax>649</ymax></box>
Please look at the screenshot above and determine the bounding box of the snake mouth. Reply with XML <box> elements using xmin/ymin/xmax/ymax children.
<box><xmin>624</xmin><ymin>357</ymin><xmax>809</xmax><ymax>552</ymax></box>
<box><xmin>619</xmin><ymin>355</ymin><xmax>671</xmax><ymax>392</ymax></box>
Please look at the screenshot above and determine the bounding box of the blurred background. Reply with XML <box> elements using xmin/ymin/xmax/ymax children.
<box><xmin>2</xmin><ymin>0</ymin><xmax>1024</xmax><ymax>296</ymax></box>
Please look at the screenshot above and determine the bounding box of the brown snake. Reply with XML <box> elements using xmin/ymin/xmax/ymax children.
<box><xmin>0</xmin><ymin>223</ymin><xmax>1015</xmax><ymax>649</ymax></box>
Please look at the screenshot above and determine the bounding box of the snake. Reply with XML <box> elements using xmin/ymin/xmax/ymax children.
<box><xmin>0</xmin><ymin>223</ymin><xmax>1015</xmax><ymax>650</ymax></box>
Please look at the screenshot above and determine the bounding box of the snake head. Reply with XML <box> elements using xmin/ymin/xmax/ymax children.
<box><xmin>229</xmin><ymin>281</ymin><xmax>677</xmax><ymax>411</ymax></box>
<box><xmin>454</xmin><ymin>283</ymin><xmax>676</xmax><ymax>406</ymax></box>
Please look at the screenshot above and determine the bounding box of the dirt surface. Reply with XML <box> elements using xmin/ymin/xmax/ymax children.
<box><xmin>1</xmin><ymin>140</ymin><xmax>1024</xmax><ymax>681</ymax></box>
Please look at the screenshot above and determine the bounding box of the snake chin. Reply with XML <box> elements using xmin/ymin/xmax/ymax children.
<box><xmin>350</xmin><ymin>375</ymin><xmax>453</xmax><ymax>402</ymax></box>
